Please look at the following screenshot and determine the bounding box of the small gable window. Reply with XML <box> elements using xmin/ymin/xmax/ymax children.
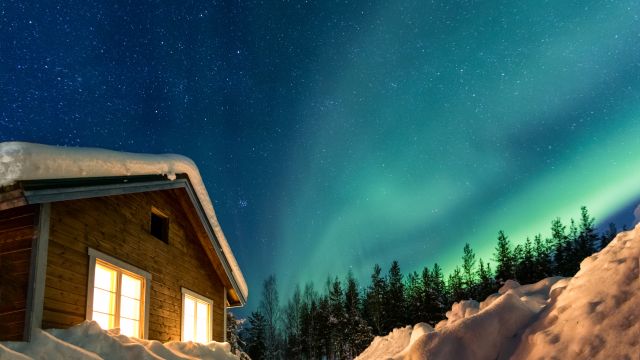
<box><xmin>150</xmin><ymin>207</ymin><xmax>169</xmax><ymax>243</ymax></box>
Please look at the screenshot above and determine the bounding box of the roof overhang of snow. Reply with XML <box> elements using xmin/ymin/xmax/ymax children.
<box><xmin>0</xmin><ymin>142</ymin><xmax>247</xmax><ymax>306</ymax></box>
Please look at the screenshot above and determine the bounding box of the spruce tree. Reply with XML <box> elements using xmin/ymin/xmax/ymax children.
<box><xmin>246</xmin><ymin>311</ymin><xmax>267</xmax><ymax>360</ymax></box>
<box><xmin>550</xmin><ymin>218</ymin><xmax>567</xmax><ymax>275</ymax></box>
<box><xmin>344</xmin><ymin>272</ymin><xmax>373</xmax><ymax>358</ymax></box>
<box><xmin>533</xmin><ymin>234</ymin><xmax>551</xmax><ymax>279</ymax></box>
<box><xmin>519</xmin><ymin>237</ymin><xmax>535</xmax><ymax>284</ymax></box>
<box><xmin>566</xmin><ymin>219</ymin><xmax>580</xmax><ymax>275</ymax></box>
<box><xmin>513</xmin><ymin>244</ymin><xmax>524</xmax><ymax>283</ymax></box>
<box><xmin>328</xmin><ymin>277</ymin><xmax>346</xmax><ymax>359</ymax></box>
<box><xmin>405</xmin><ymin>271</ymin><xmax>423</xmax><ymax>324</ymax></box>
<box><xmin>576</xmin><ymin>206</ymin><xmax>597</xmax><ymax>260</ymax></box>
<box><xmin>461</xmin><ymin>243</ymin><xmax>477</xmax><ymax>299</ymax></box>
<box><xmin>428</xmin><ymin>263</ymin><xmax>447</xmax><ymax>324</ymax></box>
<box><xmin>477</xmin><ymin>258</ymin><xmax>496</xmax><ymax>300</ymax></box>
<box><xmin>226</xmin><ymin>311</ymin><xmax>245</xmax><ymax>355</ymax></box>
<box><xmin>447</xmin><ymin>266</ymin><xmax>465</xmax><ymax>302</ymax></box>
<box><xmin>385</xmin><ymin>260</ymin><xmax>406</xmax><ymax>331</ymax></box>
<box><xmin>493</xmin><ymin>230</ymin><xmax>514</xmax><ymax>284</ymax></box>
<box><xmin>364</xmin><ymin>264</ymin><xmax>386</xmax><ymax>335</ymax></box>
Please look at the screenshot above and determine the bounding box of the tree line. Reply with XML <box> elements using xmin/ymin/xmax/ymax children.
<box><xmin>231</xmin><ymin>206</ymin><xmax>620</xmax><ymax>360</ymax></box>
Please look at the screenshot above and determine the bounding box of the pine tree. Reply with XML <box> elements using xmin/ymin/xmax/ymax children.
<box><xmin>328</xmin><ymin>277</ymin><xmax>346</xmax><ymax>359</ymax></box>
<box><xmin>533</xmin><ymin>234</ymin><xmax>551</xmax><ymax>279</ymax></box>
<box><xmin>513</xmin><ymin>244</ymin><xmax>524</xmax><ymax>283</ymax></box>
<box><xmin>477</xmin><ymin>258</ymin><xmax>496</xmax><ymax>300</ymax></box>
<box><xmin>246</xmin><ymin>311</ymin><xmax>267</xmax><ymax>360</ymax></box>
<box><xmin>447</xmin><ymin>266</ymin><xmax>465</xmax><ymax>302</ymax></box>
<box><xmin>428</xmin><ymin>263</ymin><xmax>447</xmax><ymax>324</ymax></box>
<box><xmin>493</xmin><ymin>230</ymin><xmax>514</xmax><ymax>284</ymax></box>
<box><xmin>566</xmin><ymin>218</ymin><xmax>580</xmax><ymax>275</ymax></box>
<box><xmin>316</xmin><ymin>290</ymin><xmax>331</xmax><ymax>358</ymax></box>
<box><xmin>384</xmin><ymin>261</ymin><xmax>406</xmax><ymax>331</ymax></box>
<box><xmin>461</xmin><ymin>243</ymin><xmax>477</xmax><ymax>299</ymax></box>
<box><xmin>405</xmin><ymin>271</ymin><xmax>423</xmax><ymax>324</ymax></box>
<box><xmin>550</xmin><ymin>218</ymin><xmax>567</xmax><ymax>275</ymax></box>
<box><xmin>226</xmin><ymin>311</ymin><xmax>245</xmax><ymax>355</ymax></box>
<box><xmin>576</xmin><ymin>206</ymin><xmax>597</xmax><ymax>260</ymax></box>
<box><xmin>519</xmin><ymin>237</ymin><xmax>535</xmax><ymax>284</ymax></box>
<box><xmin>343</xmin><ymin>272</ymin><xmax>373</xmax><ymax>358</ymax></box>
<box><xmin>364</xmin><ymin>264</ymin><xmax>386</xmax><ymax>335</ymax></box>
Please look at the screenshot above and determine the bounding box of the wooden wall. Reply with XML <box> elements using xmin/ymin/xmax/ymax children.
<box><xmin>0</xmin><ymin>204</ymin><xmax>38</xmax><ymax>341</ymax></box>
<box><xmin>43</xmin><ymin>189</ymin><xmax>227</xmax><ymax>341</ymax></box>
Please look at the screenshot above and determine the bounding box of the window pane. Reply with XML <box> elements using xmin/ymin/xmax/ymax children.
<box><xmin>94</xmin><ymin>264</ymin><xmax>116</xmax><ymax>291</ymax></box>
<box><xmin>195</xmin><ymin>301</ymin><xmax>209</xmax><ymax>343</ymax></box>
<box><xmin>93</xmin><ymin>288</ymin><xmax>116</xmax><ymax>315</ymax></box>
<box><xmin>121</xmin><ymin>274</ymin><xmax>142</xmax><ymax>300</ymax></box>
<box><xmin>119</xmin><ymin>317</ymin><xmax>139</xmax><ymax>338</ymax></box>
<box><xmin>120</xmin><ymin>296</ymin><xmax>140</xmax><ymax>321</ymax></box>
<box><xmin>92</xmin><ymin>311</ymin><xmax>114</xmax><ymax>330</ymax></box>
<box><xmin>183</xmin><ymin>297</ymin><xmax>195</xmax><ymax>341</ymax></box>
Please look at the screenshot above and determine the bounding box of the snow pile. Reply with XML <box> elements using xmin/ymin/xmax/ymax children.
<box><xmin>513</xmin><ymin>224</ymin><xmax>640</xmax><ymax>359</ymax></box>
<box><xmin>357</xmin><ymin>224</ymin><xmax>640</xmax><ymax>360</ymax></box>
<box><xmin>355</xmin><ymin>326</ymin><xmax>414</xmax><ymax>360</ymax></box>
<box><xmin>0</xmin><ymin>141</ymin><xmax>247</xmax><ymax>300</ymax></box>
<box><xmin>0</xmin><ymin>321</ymin><xmax>239</xmax><ymax>360</ymax></box>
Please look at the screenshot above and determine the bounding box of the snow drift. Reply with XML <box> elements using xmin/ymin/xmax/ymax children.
<box><xmin>0</xmin><ymin>321</ymin><xmax>240</xmax><ymax>360</ymax></box>
<box><xmin>357</xmin><ymin>224</ymin><xmax>640</xmax><ymax>360</ymax></box>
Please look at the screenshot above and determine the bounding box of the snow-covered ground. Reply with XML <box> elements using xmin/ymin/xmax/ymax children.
<box><xmin>357</xmin><ymin>224</ymin><xmax>640</xmax><ymax>360</ymax></box>
<box><xmin>0</xmin><ymin>321</ymin><xmax>240</xmax><ymax>360</ymax></box>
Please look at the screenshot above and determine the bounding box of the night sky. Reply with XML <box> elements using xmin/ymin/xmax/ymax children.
<box><xmin>2</xmin><ymin>0</ymin><xmax>640</xmax><ymax>315</ymax></box>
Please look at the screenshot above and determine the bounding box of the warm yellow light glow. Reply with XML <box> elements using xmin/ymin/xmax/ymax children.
<box><xmin>121</xmin><ymin>274</ymin><xmax>141</xmax><ymax>300</ymax></box>
<box><xmin>91</xmin><ymin>261</ymin><xmax>144</xmax><ymax>338</ymax></box>
<box><xmin>182</xmin><ymin>293</ymin><xmax>211</xmax><ymax>343</ymax></box>
<box><xmin>183</xmin><ymin>297</ymin><xmax>196</xmax><ymax>342</ymax></box>
<box><xmin>92</xmin><ymin>264</ymin><xmax>117</xmax><ymax>330</ymax></box>
<box><xmin>195</xmin><ymin>301</ymin><xmax>209</xmax><ymax>343</ymax></box>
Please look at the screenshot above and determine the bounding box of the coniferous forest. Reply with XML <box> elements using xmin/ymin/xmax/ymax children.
<box><xmin>228</xmin><ymin>206</ymin><xmax>622</xmax><ymax>360</ymax></box>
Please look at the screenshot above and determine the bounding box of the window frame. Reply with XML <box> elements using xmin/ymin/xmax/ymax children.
<box><xmin>181</xmin><ymin>287</ymin><xmax>214</xmax><ymax>343</ymax></box>
<box><xmin>86</xmin><ymin>248</ymin><xmax>151</xmax><ymax>338</ymax></box>
<box><xmin>150</xmin><ymin>206</ymin><xmax>170</xmax><ymax>243</ymax></box>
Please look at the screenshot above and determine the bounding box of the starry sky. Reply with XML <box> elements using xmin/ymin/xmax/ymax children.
<box><xmin>2</xmin><ymin>0</ymin><xmax>640</xmax><ymax>315</ymax></box>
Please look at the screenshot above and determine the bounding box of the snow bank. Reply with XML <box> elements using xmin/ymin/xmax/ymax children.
<box><xmin>355</xmin><ymin>325</ymin><xmax>414</xmax><ymax>360</ymax></box>
<box><xmin>513</xmin><ymin>224</ymin><xmax>640</xmax><ymax>359</ymax></box>
<box><xmin>0</xmin><ymin>321</ymin><xmax>239</xmax><ymax>360</ymax></box>
<box><xmin>0</xmin><ymin>141</ymin><xmax>247</xmax><ymax>300</ymax></box>
<box><xmin>357</xmin><ymin>224</ymin><xmax>640</xmax><ymax>360</ymax></box>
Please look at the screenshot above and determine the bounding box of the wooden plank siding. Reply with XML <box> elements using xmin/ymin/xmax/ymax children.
<box><xmin>43</xmin><ymin>189</ymin><xmax>227</xmax><ymax>341</ymax></box>
<box><xmin>0</xmin><ymin>204</ymin><xmax>38</xmax><ymax>341</ymax></box>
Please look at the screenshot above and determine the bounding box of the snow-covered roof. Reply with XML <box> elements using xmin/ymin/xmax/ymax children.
<box><xmin>0</xmin><ymin>141</ymin><xmax>247</xmax><ymax>302</ymax></box>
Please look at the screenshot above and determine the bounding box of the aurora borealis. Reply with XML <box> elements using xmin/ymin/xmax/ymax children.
<box><xmin>2</xmin><ymin>1</ymin><xmax>640</xmax><ymax>314</ymax></box>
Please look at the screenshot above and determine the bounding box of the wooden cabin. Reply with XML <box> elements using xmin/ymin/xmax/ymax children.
<box><xmin>0</xmin><ymin>144</ymin><xmax>247</xmax><ymax>343</ymax></box>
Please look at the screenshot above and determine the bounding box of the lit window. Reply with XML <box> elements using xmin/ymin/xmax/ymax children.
<box><xmin>87</xmin><ymin>249</ymin><xmax>150</xmax><ymax>338</ymax></box>
<box><xmin>181</xmin><ymin>288</ymin><xmax>213</xmax><ymax>343</ymax></box>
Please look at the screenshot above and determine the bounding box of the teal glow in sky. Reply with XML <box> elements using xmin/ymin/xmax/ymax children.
<box><xmin>272</xmin><ymin>1</ymin><xmax>640</xmax><ymax>296</ymax></box>
<box><xmin>3</xmin><ymin>0</ymin><xmax>640</xmax><ymax>313</ymax></box>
